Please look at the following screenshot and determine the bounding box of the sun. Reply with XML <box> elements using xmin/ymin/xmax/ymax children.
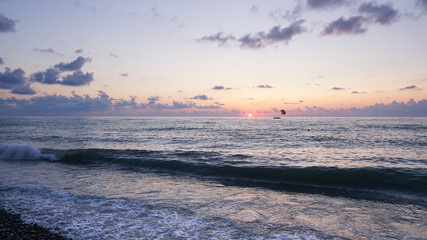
<box><xmin>248</xmin><ymin>113</ymin><xmax>253</xmax><ymax>117</ymax></box>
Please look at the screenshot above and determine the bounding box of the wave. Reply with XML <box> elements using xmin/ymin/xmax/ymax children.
<box><xmin>56</xmin><ymin>149</ymin><xmax>427</xmax><ymax>204</ymax></box>
<box><xmin>2</xmin><ymin>145</ymin><xmax>426</xmax><ymax>205</ymax></box>
<box><xmin>0</xmin><ymin>143</ymin><xmax>56</xmax><ymax>161</ymax></box>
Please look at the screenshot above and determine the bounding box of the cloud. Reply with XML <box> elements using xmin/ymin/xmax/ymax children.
<box><xmin>61</xmin><ymin>71</ymin><xmax>94</xmax><ymax>86</ymax></box>
<box><xmin>212</xmin><ymin>85</ymin><xmax>232</xmax><ymax>90</ymax></box>
<box><xmin>250</xmin><ymin>5</ymin><xmax>259</xmax><ymax>14</ymax></box>
<box><xmin>322</xmin><ymin>16</ymin><xmax>367</xmax><ymax>35</ymax></box>
<box><xmin>416</xmin><ymin>0</ymin><xmax>427</xmax><ymax>12</ymax></box>
<box><xmin>54</xmin><ymin>56</ymin><xmax>91</xmax><ymax>71</ymax></box>
<box><xmin>239</xmin><ymin>20</ymin><xmax>306</xmax><ymax>48</ymax></box>
<box><xmin>31</xmin><ymin>56</ymin><xmax>94</xmax><ymax>86</ymax></box>
<box><xmin>114</xmin><ymin>96</ymin><xmax>139</xmax><ymax>111</ymax></box>
<box><xmin>212</xmin><ymin>85</ymin><xmax>225</xmax><ymax>90</ymax></box>
<box><xmin>32</xmin><ymin>48</ymin><xmax>62</xmax><ymax>55</ymax></box>
<box><xmin>306</xmin><ymin>0</ymin><xmax>346</xmax><ymax>9</ymax></box>
<box><xmin>270</xmin><ymin>2</ymin><xmax>304</xmax><ymax>21</ymax></box>
<box><xmin>0</xmin><ymin>14</ymin><xmax>16</xmax><ymax>32</ymax></box>
<box><xmin>1</xmin><ymin>93</ymin><xmax>425</xmax><ymax>117</ymax></box>
<box><xmin>119</xmin><ymin>73</ymin><xmax>129</xmax><ymax>77</ymax></box>
<box><xmin>352</xmin><ymin>91</ymin><xmax>367</xmax><ymax>94</ymax></box>
<box><xmin>11</xmin><ymin>85</ymin><xmax>36</xmax><ymax>95</ymax></box>
<box><xmin>196</xmin><ymin>105</ymin><xmax>222</xmax><ymax>109</ymax></box>
<box><xmin>358</xmin><ymin>2</ymin><xmax>398</xmax><ymax>25</ymax></box>
<box><xmin>31</xmin><ymin>68</ymin><xmax>61</xmax><ymax>84</ymax></box>
<box><xmin>0</xmin><ymin>57</ymin><xmax>3</xmax><ymax>64</ymax></box>
<box><xmin>109</xmin><ymin>53</ymin><xmax>119</xmax><ymax>58</ymax></box>
<box><xmin>257</xmin><ymin>84</ymin><xmax>274</xmax><ymax>88</ymax></box>
<box><xmin>0</xmin><ymin>91</ymin><xmax>113</xmax><ymax>115</ymax></box>
<box><xmin>147</xmin><ymin>96</ymin><xmax>160</xmax><ymax>105</ymax></box>
<box><xmin>399</xmin><ymin>85</ymin><xmax>421</xmax><ymax>91</ymax></box>
<box><xmin>150</xmin><ymin>101</ymin><xmax>196</xmax><ymax>110</ymax></box>
<box><xmin>0</xmin><ymin>68</ymin><xmax>36</xmax><ymax>95</ymax></box>
<box><xmin>331</xmin><ymin>87</ymin><xmax>346</xmax><ymax>90</ymax></box>
<box><xmin>75</xmin><ymin>48</ymin><xmax>84</xmax><ymax>54</ymax></box>
<box><xmin>191</xmin><ymin>94</ymin><xmax>212</xmax><ymax>100</ymax></box>
<box><xmin>199</xmin><ymin>20</ymin><xmax>306</xmax><ymax>49</ymax></box>
<box><xmin>295</xmin><ymin>99</ymin><xmax>427</xmax><ymax>117</ymax></box>
<box><xmin>198</xmin><ymin>32</ymin><xmax>236</xmax><ymax>46</ymax></box>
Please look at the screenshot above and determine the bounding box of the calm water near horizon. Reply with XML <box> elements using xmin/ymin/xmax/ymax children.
<box><xmin>0</xmin><ymin>117</ymin><xmax>426</xmax><ymax>239</ymax></box>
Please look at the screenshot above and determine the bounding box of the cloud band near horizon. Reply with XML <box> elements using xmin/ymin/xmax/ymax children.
<box><xmin>0</xmin><ymin>92</ymin><xmax>425</xmax><ymax>117</ymax></box>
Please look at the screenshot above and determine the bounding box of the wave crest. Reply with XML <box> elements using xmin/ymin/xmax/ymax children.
<box><xmin>0</xmin><ymin>143</ymin><xmax>56</xmax><ymax>161</ymax></box>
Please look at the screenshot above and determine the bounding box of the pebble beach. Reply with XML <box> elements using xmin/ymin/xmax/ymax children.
<box><xmin>0</xmin><ymin>208</ymin><xmax>70</xmax><ymax>240</ymax></box>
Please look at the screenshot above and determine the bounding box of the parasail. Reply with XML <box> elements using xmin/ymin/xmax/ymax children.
<box><xmin>281</xmin><ymin>109</ymin><xmax>286</xmax><ymax>115</ymax></box>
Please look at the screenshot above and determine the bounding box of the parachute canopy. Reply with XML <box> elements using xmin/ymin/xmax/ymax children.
<box><xmin>281</xmin><ymin>109</ymin><xmax>286</xmax><ymax>115</ymax></box>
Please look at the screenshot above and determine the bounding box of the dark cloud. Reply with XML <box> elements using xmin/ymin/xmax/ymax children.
<box><xmin>0</xmin><ymin>91</ymin><xmax>113</xmax><ymax>115</ymax></box>
<box><xmin>239</xmin><ymin>20</ymin><xmax>306</xmax><ymax>48</ymax></box>
<box><xmin>0</xmin><ymin>68</ymin><xmax>27</xmax><ymax>89</ymax></box>
<box><xmin>331</xmin><ymin>87</ymin><xmax>346</xmax><ymax>90</ymax></box>
<box><xmin>0</xmin><ymin>94</ymin><xmax>175</xmax><ymax>115</ymax></box>
<box><xmin>147</xmin><ymin>96</ymin><xmax>160</xmax><ymax>105</ymax></box>
<box><xmin>199</xmin><ymin>20</ymin><xmax>306</xmax><ymax>49</ymax></box>
<box><xmin>11</xmin><ymin>85</ymin><xmax>36</xmax><ymax>95</ymax></box>
<box><xmin>61</xmin><ymin>71</ymin><xmax>94</xmax><ymax>86</ymax></box>
<box><xmin>212</xmin><ymin>85</ymin><xmax>225</xmax><ymax>90</ymax></box>
<box><xmin>114</xmin><ymin>96</ymin><xmax>139</xmax><ymax>111</ymax></box>
<box><xmin>257</xmin><ymin>84</ymin><xmax>274</xmax><ymax>88</ymax></box>
<box><xmin>31</xmin><ymin>57</ymin><xmax>94</xmax><ymax>86</ymax></box>
<box><xmin>0</xmin><ymin>14</ymin><xmax>16</xmax><ymax>32</ymax></box>
<box><xmin>296</xmin><ymin>99</ymin><xmax>427</xmax><ymax>117</ymax></box>
<box><xmin>196</xmin><ymin>105</ymin><xmax>222</xmax><ymax>109</ymax></box>
<box><xmin>322</xmin><ymin>16</ymin><xmax>367</xmax><ymax>35</ymax></box>
<box><xmin>359</xmin><ymin>2</ymin><xmax>398</xmax><ymax>25</ymax></box>
<box><xmin>306</xmin><ymin>0</ymin><xmax>346</xmax><ymax>9</ymax></box>
<box><xmin>150</xmin><ymin>101</ymin><xmax>195</xmax><ymax>110</ymax></box>
<box><xmin>55</xmin><ymin>56</ymin><xmax>91</xmax><ymax>71</ymax></box>
<box><xmin>1</xmin><ymin>93</ymin><xmax>425</xmax><ymax>117</ymax></box>
<box><xmin>416</xmin><ymin>0</ymin><xmax>427</xmax><ymax>11</ymax></box>
<box><xmin>0</xmin><ymin>57</ymin><xmax>3</xmax><ymax>64</ymax></box>
<box><xmin>191</xmin><ymin>94</ymin><xmax>211</xmax><ymax>100</ymax></box>
<box><xmin>0</xmin><ymin>68</ymin><xmax>36</xmax><ymax>95</ymax></box>
<box><xmin>399</xmin><ymin>85</ymin><xmax>421</xmax><ymax>91</ymax></box>
<box><xmin>31</xmin><ymin>68</ymin><xmax>61</xmax><ymax>84</ymax></box>
<box><xmin>75</xmin><ymin>48</ymin><xmax>84</xmax><ymax>54</ymax></box>
<box><xmin>198</xmin><ymin>32</ymin><xmax>236</xmax><ymax>46</ymax></box>
<box><xmin>238</xmin><ymin>34</ymin><xmax>264</xmax><ymax>49</ymax></box>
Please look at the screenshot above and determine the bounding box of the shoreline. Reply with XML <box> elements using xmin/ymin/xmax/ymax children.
<box><xmin>0</xmin><ymin>208</ymin><xmax>71</xmax><ymax>240</ymax></box>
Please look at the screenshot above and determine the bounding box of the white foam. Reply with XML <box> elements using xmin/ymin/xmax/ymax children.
<box><xmin>0</xmin><ymin>143</ymin><xmax>56</xmax><ymax>160</ymax></box>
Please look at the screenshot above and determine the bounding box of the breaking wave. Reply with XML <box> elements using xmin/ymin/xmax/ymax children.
<box><xmin>0</xmin><ymin>143</ymin><xmax>56</xmax><ymax>161</ymax></box>
<box><xmin>1</xmin><ymin>144</ymin><xmax>426</xmax><ymax>206</ymax></box>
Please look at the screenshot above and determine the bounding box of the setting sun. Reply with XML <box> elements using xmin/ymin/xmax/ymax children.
<box><xmin>248</xmin><ymin>113</ymin><xmax>253</xmax><ymax>117</ymax></box>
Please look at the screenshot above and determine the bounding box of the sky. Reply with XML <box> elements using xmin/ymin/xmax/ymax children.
<box><xmin>1</xmin><ymin>0</ymin><xmax>426</xmax><ymax>117</ymax></box>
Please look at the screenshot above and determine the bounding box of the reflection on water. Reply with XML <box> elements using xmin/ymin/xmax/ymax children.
<box><xmin>1</xmin><ymin>160</ymin><xmax>426</xmax><ymax>239</ymax></box>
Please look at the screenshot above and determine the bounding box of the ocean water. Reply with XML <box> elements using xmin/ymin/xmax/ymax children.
<box><xmin>0</xmin><ymin>117</ymin><xmax>426</xmax><ymax>239</ymax></box>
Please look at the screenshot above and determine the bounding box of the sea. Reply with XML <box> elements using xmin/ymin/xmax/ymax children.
<box><xmin>0</xmin><ymin>117</ymin><xmax>426</xmax><ymax>240</ymax></box>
